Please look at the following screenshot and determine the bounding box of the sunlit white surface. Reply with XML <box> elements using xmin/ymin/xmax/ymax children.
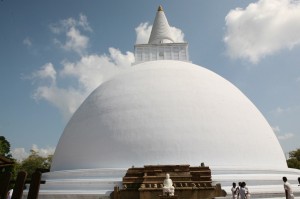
<box><xmin>52</xmin><ymin>60</ymin><xmax>286</xmax><ymax>171</ymax></box>
<box><xmin>42</xmin><ymin>60</ymin><xmax>300</xmax><ymax>199</ymax></box>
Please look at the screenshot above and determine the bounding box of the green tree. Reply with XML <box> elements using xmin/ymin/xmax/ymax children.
<box><xmin>0</xmin><ymin>136</ymin><xmax>14</xmax><ymax>175</ymax></box>
<box><xmin>287</xmin><ymin>148</ymin><xmax>300</xmax><ymax>169</ymax></box>
<box><xmin>289</xmin><ymin>148</ymin><xmax>300</xmax><ymax>161</ymax></box>
<box><xmin>18</xmin><ymin>149</ymin><xmax>52</xmax><ymax>179</ymax></box>
<box><xmin>0</xmin><ymin>136</ymin><xmax>12</xmax><ymax>158</ymax></box>
<box><xmin>11</xmin><ymin>161</ymin><xmax>22</xmax><ymax>179</ymax></box>
<box><xmin>287</xmin><ymin>158</ymin><xmax>300</xmax><ymax>169</ymax></box>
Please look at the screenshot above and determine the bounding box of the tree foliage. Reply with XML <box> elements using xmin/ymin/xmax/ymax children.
<box><xmin>0</xmin><ymin>136</ymin><xmax>12</xmax><ymax>158</ymax></box>
<box><xmin>0</xmin><ymin>136</ymin><xmax>53</xmax><ymax>181</ymax></box>
<box><xmin>289</xmin><ymin>148</ymin><xmax>300</xmax><ymax>161</ymax></box>
<box><xmin>17</xmin><ymin>149</ymin><xmax>52</xmax><ymax>179</ymax></box>
<box><xmin>287</xmin><ymin>148</ymin><xmax>300</xmax><ymax>169</ymax></box>
<box><xmin>0</xmin><ymin>136</ymin><xmax>14</xmax><ymax>174</ymax></box>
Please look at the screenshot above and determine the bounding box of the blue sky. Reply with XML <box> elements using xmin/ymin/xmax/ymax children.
<box><xmin>1</xmin><ymin>0</ymin><xmax>300</xmax><ymax>160</ymax></box>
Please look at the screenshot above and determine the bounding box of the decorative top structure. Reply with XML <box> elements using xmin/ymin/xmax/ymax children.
<box><xmin>158</xmin><ymin>5</ymin><xmax>163</xmax><ymax>12</ymax></box>
<box><xmin>134</xmin><ymin>5</ymin><xmax>189</xmax><ymax>64</ymax></box>
<box><xmin>148</xmin><ymin>5</ymin><xmax>174</xmax><ymax>44</ymax></box>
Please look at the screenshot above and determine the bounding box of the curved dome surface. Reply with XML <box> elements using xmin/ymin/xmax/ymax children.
<box><xmin>51</xmin><ymin>60</ymin><xmax>286</xmax><ymax>171</ymax></box>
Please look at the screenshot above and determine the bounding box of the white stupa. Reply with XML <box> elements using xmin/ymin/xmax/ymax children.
<box><xmin>40</xmin><ymin>6</ymin><xmax>300</xmax><ymax>199</ymax></box>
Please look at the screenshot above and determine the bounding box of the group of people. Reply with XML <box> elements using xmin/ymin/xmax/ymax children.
<box><xmin>231</xmin><ymin>177</ymin><xmax>298</xmax><ymax>199</ymax></box>
<box><xmin>231</xmin><ymin>182</ymin><xmax>250</xmax><ymax>199</ymax></box>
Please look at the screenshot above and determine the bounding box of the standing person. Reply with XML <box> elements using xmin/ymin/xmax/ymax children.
<box><xmin>239</xmin><ymin>182</ymin><xmax>247</xmax><ymax>199</ymax></box>
<box><xmin>6</xmin><ymin>189</ymin><xmax>13</xmax><ymax>199</ymax></box>
<box><xmin>283</xmin><ymin>176</ymin><xmax>294</xmax><ymax>199</ymax></box>
<box><xmin>244</xmin><ymin>182</ymin><xmax>250</xmax><ymax>199</ymax></box>
<box><xmin>237</xmin><ymin>182</ymin><xmax>242</xmax><ymax>199</ymax></box>
<box><xmin>231</xmin><ymin>182</ymin><xmax>239</xmax><ymax>199</ymax></box>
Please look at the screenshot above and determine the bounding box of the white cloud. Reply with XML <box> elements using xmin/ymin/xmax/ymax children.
<box><xmin>271</xmin><ymin>106</ymin><xmax>294</xmax><ymax>115</ymax></box>
<box><xmin>31</xmin><ymin>14</ymin><xmax>136</xmax><ymax>120</ymax></box>
<box><xmin>135</xmin><ymin>23</ymin><xmax>152</xmax><ymax>44</ymax></box>
<box><xmin>31</xmin><ymin>16</ymin><xmax>185</xmax><ymax>120</ymax></box>
<box><xmin>11</xmin><ymin>148</ymin><xmax>28</xmax><ymax>162</ymax></box>
<box><xmin>50</xmin><ymin>14</ymin><xmax>92</xmax><ymax>55</ymax></box>
<box><xmin>169</xmin><ymin>26</ymin><xmax>185</xmax><ymax>43</ymax></box>
<box><xmin>50</xmin><ymin>13</ymin><xmax>92</xmax><ymax>34</ymax></box>
<box><xmin>23</xmin><ymin>37</ymin><xmax>32</xmax><ymax>47</ymax></box>
<box><xmin>11</xmin><ymin>145</ymin><xmax>55</xmax><ymax>162</ymax></box>
<box><xmin>78</xmin><ymin>14</ymin><xmax>92</xmax><ymax>32</ymax></box>
<box><xmin>32</xmin><ymin>48</ymin><xmax>134</xmax><ymax>120</ymax></box>
<box><xmin>63</xmin><ymin>27</ymin><xmax>89</xmax><ymax>54</ymax></box>
<box><xmin>135</xmin><ymin>22</ymin><xmax>185</xmax><ymax>44</ymax></box>
<box><xmin>271</xmin><ymin>125</ymin><xmax>294</xmax><ymax>140</ymax></box>
<box><xmin>275</xmin><ymin>107</ymin><xmax>286</xmax><ymax>114</ymax></box>
<box><xmin>272</xmin><ymin>125</ymin><xmax>280</xmax><ymax>133</ymax></box>
<box><xmin>277</xmin><ymin>133</ymin><xmax>294</xmax><ymax>140</ymax></box>
<box><xmin>224</xmin><ymin>0</ymin><xmax>300</xmax><ymax>63</ymax></box>
<box><xmin>33</xmin><ymin>85</ymin><xmax>86</xmax><ymax>120</ymax></box>
<box><xmin>60</xmin><ymin>48</ymin><xmax>133</xmax><ymax>91</ymax></box>
<box><xmin>31</xmin><ymin>63</ymin><xmax>56</xmax><ymax>84</ymax></box>
<box><xmin>109</xmin><ymin>48</ymin><xmax>135</xmax><ymax>67</ymax></box>
<box><xmin>31</xmin><ymin>144</ymin><xmax>55</xmax><ymax>157</ymax></box>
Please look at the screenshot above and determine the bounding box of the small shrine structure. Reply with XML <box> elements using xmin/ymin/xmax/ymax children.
<box><xmin>112</xmin><ymin>164</ymin><xmax>226</xmax><ymax>199</ymax></box>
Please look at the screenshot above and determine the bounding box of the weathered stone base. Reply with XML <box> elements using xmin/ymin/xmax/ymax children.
<box><xmin>116</xmin><ymin>165</ymin><xmax>226</xmax><ymax>199</ymax></box>
<box><xmin>38</xmin><ymin>167</ymin><xmax>300</xmax><ymax>199</ymax></box>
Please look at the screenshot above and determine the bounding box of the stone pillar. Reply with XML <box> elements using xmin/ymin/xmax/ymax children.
<box><xmin>113</xmin><ymin>186</ymin><xmax>119</xmax><ymax>199</ymax></box>
<box><xmin>27</xmin><ymin>171</ymin><xmax>41</xmax><ymax>199</ymax></box>
<box><xmin>0</xmin><ymin>172</ymin><xmax>11</xmax><ymax>199</ymax></box>
<box><xmin>11</xmin><ymin>171</ymin><xmax>27</xmax><ymax>199</ymax></box>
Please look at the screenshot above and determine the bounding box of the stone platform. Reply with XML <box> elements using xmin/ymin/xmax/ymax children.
<box><xmin>113</xmin><ymin>165</ymin><xmax>226</xmax><ymax>199</ymax></box>
<box><xmin>37</xmin><ymin>166</ymin><xmax>300</xmax><ymax>199</ymax></box>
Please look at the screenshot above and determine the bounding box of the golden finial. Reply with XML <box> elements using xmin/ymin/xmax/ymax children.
<box><xmin>158</xmin><ymin>5</ymin><xmax>163</xmax><ymax>12</ymax></box>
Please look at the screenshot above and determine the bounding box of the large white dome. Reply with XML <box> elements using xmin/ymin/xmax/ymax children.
<box><xmin>51</xmin><ymin>60</ymin><xmax>287</xmax><ymax>171</ymax></box>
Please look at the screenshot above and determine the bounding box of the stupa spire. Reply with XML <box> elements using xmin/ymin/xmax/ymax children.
<box><xmin>148</xmin><ymin>5</ymin><xmax>174</xmax><ymax>44</ymax></box>
<box><xmin>134</xmin><ymin>6</ymin><xmax>189</xmax><ymax>64</ymax></box>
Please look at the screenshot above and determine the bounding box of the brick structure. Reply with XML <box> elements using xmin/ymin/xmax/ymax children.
<box><xmin>114</xmin><ymin>165</ymin><xmax>226</xmax><ymax>199</ymax></box>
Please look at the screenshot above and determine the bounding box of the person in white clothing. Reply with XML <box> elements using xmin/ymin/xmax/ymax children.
<box><xmin>239</xmin><ymin>182</ymin><xmax>247</xmax><ymax>199</ymax></box>
<box><xmin>7</xmin><ymin>189</ymin><xmax>13</xmax><ymax>199</ymax></box>
<box><xmin>237</xmin><ymin>182</ymin><xmax>242</xmax><ymax>199</ymax></box>
<box><xmin>283</xmin><ymin>176</ymin><xmax>294</xmax><ymax>199</ymax></box>
<box><xmin>231</xmin><ymin>182</ymin><xmax>239</xmax><ymax>199</ymax></box>
<box><xmin>244</xmin><ymin>182</ymin><xmax>250</xmax><ymax>199</ymax></box>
